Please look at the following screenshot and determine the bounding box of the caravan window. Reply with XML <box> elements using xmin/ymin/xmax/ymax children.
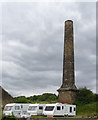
<box><xmin>28</xmin><ymin>106</ymin><xmax>37</xmax><ymax>111</ymax></box>
<box><xmin>39</xmin><ymin>106</ymin><xmax>43</xmax><ymax>110</ymax></box>
<box><xmin>70</xmin><ymin>107</ymin><xmax>72</xmax><ymax>113</ymax></box>
<box><xmin>21</xmin><ymin>105</ymin><xmax>23</xmax><ymax>108</ymax></box>
<box><xmin>15</xmin><ymin>106</ymin><xmax>20</xmax><ymax>110</ymax></box>
<box><xmin>45</xmin><ymin>106</ymin><xmax>54</xmax><ymax>111</ymax></box>
<box><xmin>62</xmin><ymin>106</ymin><xmax>64</xmax><ymax>109</ymax></box>
<box><xmin>4</xmin><ymin>106</ymin><xmax>13</xmax><ymax>111</ymax></box>
<box><xmin>57</xmin><ymin>106</ymin><xmax>61</xmax><ymax>110</ymax></box>
<box><xmin>74</xmin><ymin>107</ymin><xmax>76</xmax><ymax>111</ymax></box>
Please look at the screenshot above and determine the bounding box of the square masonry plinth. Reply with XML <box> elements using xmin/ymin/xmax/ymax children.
<box><xmin>58</xmin><ymin>89</ymin><xmax>77</xmax><ymax>104</ymax></box>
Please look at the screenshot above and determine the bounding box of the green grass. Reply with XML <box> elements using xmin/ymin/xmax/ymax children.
<box><xmin>76</xmin><ymin>102</ymin><xmax>97</xmax><ymax>116</ymax></box>
<box><xmin>1</xmin><ymin>115</ymin><xmax>17</xmax><ymax>120</ymax></box>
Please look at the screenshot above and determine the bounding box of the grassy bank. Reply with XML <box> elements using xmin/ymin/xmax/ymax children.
<box><xmin>76</xmin><ymin>102</ymin><xmax>97</xmax><ymax>116</ymax></box>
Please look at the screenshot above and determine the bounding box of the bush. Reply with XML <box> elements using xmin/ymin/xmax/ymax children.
<box><xmin>1</xmin><ymin>115</ymin><xmax>16</xmax><ymax>120</ymax></box>
<box><xmin>38</xmin><ymin>93</ymin><xmax>58</xmax><ymax>101</ymax></box>
<box><xmin>27</xmin><ymin>93</ymin><xmax>58</xmax><ymax>103</ymax></box>
<box><xmin>27</xmin><ymin>95</ymin><xmax>39</xmax><ymax>102</ymax></box>
<box><xmin>14</xmin><ymin>96</ymin><xmax>32</xmax><ymax>103</ymax></box>
<box><xmin>74</xmin><ymin>87</ymin><xmax>95</xmax><ymax>105</ymax></box>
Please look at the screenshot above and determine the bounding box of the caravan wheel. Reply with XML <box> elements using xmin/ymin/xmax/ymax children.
<box><xmin>64</xmin><ymin>114</ymin><xmax>68</xmax><ymax>117</ymax></box>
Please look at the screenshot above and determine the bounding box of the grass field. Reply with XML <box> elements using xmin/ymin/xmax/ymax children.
<box><xmin>76</xmin><ymin>102</ymin><xmax>97</xmax><ymax>117</ymax></box>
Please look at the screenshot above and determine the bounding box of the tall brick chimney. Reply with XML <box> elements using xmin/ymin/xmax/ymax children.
<box><xmin>57</xmin><ymin>20</ymin><xmax>77</xmax><ymax>104</ymax></box>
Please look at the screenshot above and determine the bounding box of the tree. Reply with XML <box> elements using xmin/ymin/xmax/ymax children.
<box><xmin>75</xmin><ymin>87</ymin><xmax>95</xmax><ymax>105</ymax></box>
<box><xmin>14</xmin><ymin>96</ymin><xmax>31</xmax><ymax>103</ymax></box>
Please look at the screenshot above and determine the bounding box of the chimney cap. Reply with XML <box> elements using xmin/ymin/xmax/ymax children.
<box><xmin>65</xmin><ymin>20</ymin><xmax>73</xmax><ymax>23</ymax></box>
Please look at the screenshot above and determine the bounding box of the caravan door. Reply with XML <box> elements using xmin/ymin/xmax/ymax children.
<box><xmin>54</xmin><ymin>105</ymin><xmax>64</xmax><ymax>116</ymax></box>
<box><xmin>67</xmin><ymin>105</ymin><xmax>76</xmax><ymax>116</ymax></box>
<box><xmin>14</xmin><ymin>105</ymin><xmax>22</xmax><ymax>117</ymax></box>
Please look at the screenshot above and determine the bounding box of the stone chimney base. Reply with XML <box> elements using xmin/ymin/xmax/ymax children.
<box><xmin>57</xmin><ymin>88</ymin><xmax>77</xmax><ymax>104</ymax></box>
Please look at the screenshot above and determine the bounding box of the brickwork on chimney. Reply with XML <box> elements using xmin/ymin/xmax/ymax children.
<box><xmin>57</xmin><ymin>20</ymin><xmax>78</xmax><ymax>104</ymax></box>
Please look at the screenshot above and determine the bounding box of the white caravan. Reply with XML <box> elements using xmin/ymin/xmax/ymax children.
<box><xmin>27</xmin><ymin>104</ymin><xmax>46</xmax><ymax>116</ymax></box>
<box><xmin>3</xmin><ymin>103</ymin><xmax>30</xmax><ymax>118</ymax></box>
<box><xmin>43</xmin><ymin>103</ymin><xmax>76</xmax><ymax>116</ymax></box>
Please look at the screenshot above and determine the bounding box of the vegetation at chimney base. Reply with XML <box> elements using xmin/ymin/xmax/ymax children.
<box><xmin>74</xmin><ymin>87</ymin><xmax>97</xmax><ymax>105</ymax></box>
<box><xmin>73</xmin><ymin>87</ymin><xmax>97</xmax><ymax>116</ymax></box>
<box><xmin>76</xmin><ymin>102</ymin><xmax>97</xmax><ymax>116</ymax></box>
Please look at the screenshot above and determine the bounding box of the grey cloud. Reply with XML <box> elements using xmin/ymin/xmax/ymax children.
<box><xmin>1</xmin><ymin>2</ymin><xmax>96</xmax><ymax>96</ymax></box>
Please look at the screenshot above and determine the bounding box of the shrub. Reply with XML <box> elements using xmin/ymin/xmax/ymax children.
<box><xmin>75</xmin><ymin>87</ymin><xmax>95</xmax><ymax>105</ymax></box>
<box><xmin>1</xmin><ymin>115</ymin><xmax>16</xmax><ymax>120</ymax></box>
<box><xmin>27</xmin><ymin>93</ymin><xmax>58</xmax><ymax>102</ymax></box>
<box><xmin>14</xmin><ymin>96</ymin><xmax>32</xmax><ymax>103</ymax></box>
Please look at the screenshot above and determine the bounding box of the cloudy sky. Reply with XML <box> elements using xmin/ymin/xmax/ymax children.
<box><xmin>1</xmin><ymin>2</ymin><xmax>96</xmax><ymax>97</ymax></box>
